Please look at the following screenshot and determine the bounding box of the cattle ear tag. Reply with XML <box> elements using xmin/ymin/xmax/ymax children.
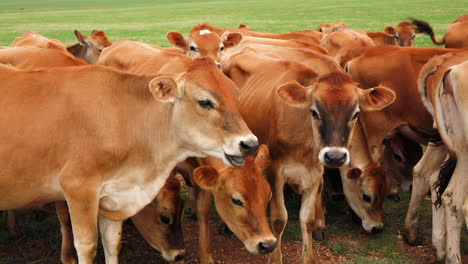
<box><xmin>193</xmin><ymin>166</ymin><xmax>219</xmax><ymax>190</ymax></box>
<box><xmin>347</xmin><ymin>167</ymin><xmax>362</xmax><ymax>180</ymax></box>
<box><xmin>255</xmin><ymin>144</ymin><xmax>271</xmax><ymax>171</ymax></box>
<box><xmin>149</xmin><ymin>76</ymin><xmax>179</xmax><ymax>103</ymax></box>
<box><xmin>358</xmin><ymin>86</ymin><xmax>396</xmax><ymax>111</ymax></box>
<box><xmin>277</xmin><ymin>82</ymin><xmax>310</xmax><ymax>108</ymax></box>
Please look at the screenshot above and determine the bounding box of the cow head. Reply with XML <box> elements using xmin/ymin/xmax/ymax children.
<box><xmin>148</xmin><ymin>57</ymin><xmax>258</xmax><ymax>167</ymax></box>
<box><xmin>316</xmin><ymin>22</ymin><xmax>348</xmax><ymax>34</ymax></box>
<box><xmin>277</xmin><ymin>72</ymin><xmax>396</xmax><ymax>168</ymax></box>
<box><xmin>385</xmin><ymin>22</ymin><xmax>418</xmax><ymax>47</ymax></box>
<box><xmin>131</xmin><ymin>177</ymin><xmax>185</xmax><ymax>262</ymax></box>
<box><xmin>167</xmin><ymin>24</ymin><xmax>242</xmax><ymax>68</ymax></box>
<box><xmin>193</xmin><ymin>145</ymin><xmax>277</xmax><ymax>254</ymax></box>
<box><xmin>72</xmin><ymin>30</ymin><xmax>112</xmax><ymax>64</ymax></box>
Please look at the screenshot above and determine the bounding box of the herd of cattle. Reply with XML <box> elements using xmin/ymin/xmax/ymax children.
<box><xmin>0</xmin><ymin>13</ymin><xmax>467</xmax><ymax>264</ymax></box>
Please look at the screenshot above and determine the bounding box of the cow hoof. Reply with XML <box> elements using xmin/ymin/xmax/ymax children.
<box><xmin>312</xmin><ymin>227</ymin><xmax>329</xmax><ymax>241</ymax></box>
<box><xmin>402</xmin><ymin>231</ymin><xmax>422</xmax><ymax>246</ymax></box>
<box><xmin>217</xmin><ymin>222</ymin><xmax>233</xmax><ymax>236</ymax></box>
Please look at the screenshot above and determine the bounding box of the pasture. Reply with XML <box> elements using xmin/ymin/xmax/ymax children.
<box><xmin>0</xmin><ymin>0</ymin><xmax>467</xmax><ymax>263</ymax></box>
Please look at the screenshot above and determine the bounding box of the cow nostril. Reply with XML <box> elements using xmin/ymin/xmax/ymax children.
<box><xmin>239</xmin><ymin>140</ymin><xmax>259</xmax><ymax>155</ymax></box>
<box><xmin>324</xmin><ymin>151</ymin><xmax>347</xmax><ymax>165</ymax></box>
<box><xmin>371</xmin><ymin>226</ymin><xmax>383</xmax><ymax>234</ymax></box>
<box><xmin>258</xmin><ymin>241</ymin><xmax>277</xmax><ymax>254</ymax></box>
<box><xmin>174</xmin><ymin>253</ymin><xmax>185</xmax><ymax>262</ymax></box>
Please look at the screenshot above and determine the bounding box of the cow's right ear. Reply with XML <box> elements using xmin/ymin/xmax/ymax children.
<box><xmin>222</xmin><ymin>32</ymin><xmax>242</xmax><ymax>48</ymax></box>
<box><xmin>193</xmin><ymin>166</ymin><xmax>219</xmax><ymax>190</ymax></box>
<box><xmin>74</xmin><ymin>30</ymin><xmax>90</xmax><ymax>46</ymax></box>
<box><xmin>149</xmin><ymin>76</ymin><xmax>180</xmax><ymax>103</ymax></box>
<box><xmin>384</xmin><ymin>26</ymin><xmax>396</xmax><ymax>35</ymax></box>
<box><xmin>166</xmin><ymin>32</ymin><xmax>187</xmax><ymax>50</ymax></box>
<box><xmin>277</xmin><ymin>82</ymin><xmax>310</xmax><ymax>108</ymax></box>
<box><xmin>347</xmin><ymin>168</ymin><xmax>362</xmax><ymax>180</ymax></box>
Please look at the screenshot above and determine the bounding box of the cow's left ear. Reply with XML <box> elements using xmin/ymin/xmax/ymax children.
<box><xmin>193</xmin><ymin>166</ymin><xmax>219</xmax><ymax>190</ymax></box>
<box><xmin>384</xmin><ymin>26</ymin><xmax>396</xmax><ymax>35</ymax></box>
<box><xmin>149</xmin><ymin>76</ymin><xmax>180</xmax><ymax>103</ymax></box>
<box><xmin>222</xmin><ymin>32</ymin><xmax>242</xmax><ymax>49</ymax></box>
<box><xmin>358</xmin><ymin>86</ymin><xmax>396</xmax><ymax>111</ymax></box>
<box><xmin>346</xmin><ymin>167</ymin><xmax>362</xmax><ymax>180</ymax></box>
<box><xmin>255</xmin><ymin>144</ymin><xmax>271</xmax><ymax>172</ymax></box>
<box><xmin>277</xmin><ymin>81</ymin><xmax>311</xmax><ymax>108</ymax></box>
<box><xmin>74</xmin><ymin>30</ymin><xmax>90</xmax><ymax>46</ymax></box>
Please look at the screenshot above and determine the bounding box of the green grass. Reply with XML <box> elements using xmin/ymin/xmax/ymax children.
<box><xmin>0</xmin><ymin>0</ymin><xmax>466</xmax><ymax>47</ymax></box>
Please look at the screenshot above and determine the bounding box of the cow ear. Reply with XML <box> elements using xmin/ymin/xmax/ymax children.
<box><xmin>149</xmin><ymin>76</ymin><xmax>180</xmax><ymax>103</ymax></box>
<box><xmin>347</xmin><ymin>168</ymin><xmax>362</xmax><ymax>180</ymax></box>
<box><xmin>277</xmin><ymin>82</ymin><xmax>310</xmax><ymax>108</ymax></box>
<box><xmin>166</xmin><ymin>32</ymin><xmax>187</xmax><ymax>50</ymax></box>
<box><xmin>222</xmin><ymin>32</ymin><xmax>242</xmax><ymax>48</ymax></box>
<box><xmin>193</xmin><ymin>166</ymin><xmax>219</xmax><ymax>190</ymax></box>
<box><xmin>384</xmin><ymin>26</ymin><xmax>396</xmax><ymax>35</ymax></box>
<box><xmin>255</xmin><ymin>144</ymin><xmax>271</xmax><ymax>172</ymax></box>
<box><xmin>74</xmin><ymin>30</ymin><xmax>90</xmax><ymax>46</ymax></box>
<box><xmin>358</xmin><ymin>86</ymin><xmax>396</xmax><ymax>111</ymax></box>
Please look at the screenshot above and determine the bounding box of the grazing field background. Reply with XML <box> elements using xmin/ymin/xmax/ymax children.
<box><xmin>0</xmin><ymin>0</ymin><xmax>467</xmax><ymax>263</ymax></box>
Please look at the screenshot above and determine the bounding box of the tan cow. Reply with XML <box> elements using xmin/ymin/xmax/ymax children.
<box><xmin>315</xmin><ymin>22</ymin><xmax>347</xmax><ymax>34</ymax></box>
<box><xmin>418</xmin><ymin>52</ymin><xmax>468</xmax><ymax>264</ymax></box>
<box><xmin>240</xmin><ymin>35</ymin><xmax>328</xmax><ymax>54</ymax></box>
<box><xmin>0</xmin><ymin>46</ymin><xmax>87</xmax><ymax>69</ymax></box>
<box><xmin>320</xmin><ymin>28</ymin><xmax>375</xmax><ymax>67</ymax></box>
<box><xmin>166</xmin><ymin>23</ymin><xmax>242</xmax><ymax>67</ymax></box>
<box><xmin>383</xmin><ymin>22</ymin><xmax>419</xmax><ymax>47</ymax></box>
<box><xmin>67</xmin><ymin>30</ymin><xmax>113</xmax><ymax>64</ymax></box>
<box><xmin>57</xmin><ymin>177</ymin><xmax>185</xmax><ymax>263</ymax></box>
<box><xmin>177</xmin><ymin>145</ymin><xmax>275</xmax><ymax>264</ymax></box>
<box><xmin>222</xmin><ymin>49</ymin><xmax>395</xmax><ymax>263</ymax></box>
<box><xmin>11</xmin><ymin>31</ymin><xmax>67</xmax><ymax>50</ymax></box>
<box><xmin>411</xmin><ymin>15</ymin><xmax>468</xmax><ymax>48</ymax></box>
<box><xmin>0</xmin><ymin>51</ymin><xmax>256</xmax><ymax>264</ymax></box>
<box><xmin>366</xmin><ymin>31</ymin><xmax>397</xmax><ymax>46</ymax></box>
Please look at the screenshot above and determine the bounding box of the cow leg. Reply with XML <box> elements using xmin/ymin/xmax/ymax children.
<box><xmin>441</xmin><ymin>158</ymin><xmax>467</xmax><ymax>264</ymax></box>
<box><xmin>99</xmin><ymin>216</ymin><xmax>123</xmax><ymax>264</ymax></box>
<box><xmin>196</xmin><ymin>188</ymin><xmax>214</xmax><ymax>264</ymax></box>
<box><xmin>56</xmin><ymin>201</ymin><xmax>78</xmax><ymax>264</ymax></box>
<box><xmin>5</xmin><ymin>210</ymin><xmax>19</xmax><ymax>238</ymax></box>
<box><xmin>431</xmin><ymin>184</ymin><xmax>446</xmax><ymax>261</ymax></box>
<box><xmin>312</xmin><ymin>180</ymin><xmax>327</xmax><ymax>241</ymax></box>
<box><xmin>267</xmin><ymin>169</ymin><xmax>287</xmax><ymax>264</ymax></box>
<box><xmin>463</xmin><ymin>196</ymin><xmax>468</xmax><ymax>229</ymax></box>
<box><xmin>300</xmin><ymin>176</ymin><xmax>322</xmax><ymax>264</ymax></box>
<box><xmin>404</xmin><ymin>144</ymin><xmax>446</xmax><ymax>245</ymax></box>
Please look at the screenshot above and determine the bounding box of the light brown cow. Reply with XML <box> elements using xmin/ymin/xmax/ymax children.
<box><xmin>11</xmin><ymin>31</ymin><xmax>67</xmax><ymax>50</ymax></box>
<box><xmin>345</xmin><ymin>46</ymin><xmax>465</xmax><ymax>248</ymax></box>
<box><xmin>366</xmin><ymin>31</ymin><xmax>397</xmax><ymax>46</ymax></box>
<box><xmin>320</xmin><ymin>28</ymin><xmax>375</xmax><ymax>67</ymax></box>
<box><xmin>315</xmin><ymin>22</ymin><xmax>347</xmax><ymax>34</ymax></box>
<box><xmin>0</xmin><ymin>52</ymin><xmax>256</xmax><ymax>264</ymax></box>
<box><xmin>383</xmin><ymin>22</ymin><xmax>419</xmax><ymax>47</ymax></box>
<box><xmin>57</xmin><ymin>177</ymin><xmax>185</xmax><ymax>263</ymax></box>
<box><xmin>166</xmin><ymin>23</ymin><xmax>242</xmax><ymax>67</ymax></box>
<box><xmin>411</xmin><ymin>15</ymin><xmax>468</xmax><ymax>48</ymax></box>
<box><xmin>0</xmin><ymin>46</ymin><xmax>87</xmax><ymax>69</ymax></box>
<box><xmin>240</xmin><ymin>35</ymin><xmax>328</xmax><ymax>54</ymax></box>
<box><xmin>223</xmin><ymin>49</ymin><xmax>395</xmax><ymax>263</ymax></box>
<box><xmin>177</xmin><ymin>145</ymin><xmax>275</xmax><ymax>264</ymax></box>
<box><xmin>418</xmin><ymin>52</ymin><xmax>468</xmax><ymax>264</ymax></box>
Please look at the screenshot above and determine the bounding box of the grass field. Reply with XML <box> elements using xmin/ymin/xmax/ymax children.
<box><xmin>0</xmin><ymin>0</ymin><xmax>467</xmax><ymax>263</ymax></box>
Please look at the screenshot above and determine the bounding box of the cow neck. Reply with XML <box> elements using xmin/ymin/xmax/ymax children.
<box><xmin>349</xmin><ymin>118</ymin><xmax>375</xmax><ymax>168</ymax></box>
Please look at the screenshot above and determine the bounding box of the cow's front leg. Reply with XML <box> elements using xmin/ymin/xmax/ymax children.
<box><xmin>196</xmin><ymin>189</ymin><xmax>214</xmax><ymax>264</ymax></box>
<box><xmin>312</xmin><ymin>180</ymin><xmax>327</xmax><ymax>241</ymax></box>
<box><xmin>267</xmin><ymin>169</ymin><xmax>287</xmax><ymax>264</ymax></box>
<box><xmin>56</xmin><ymin>201</ymin><xmax>77</xmax><ymax>264</ymax></box>
<box><xmin>99</xmin><ymin>216</ymin><xmax>123</xmax><ymax>264</ymax></box>
<box><xmin>404</xmin><ymin>144</ymin><xmax>446</xmax><ymax>245</ymax></box>
<box><xmin>442</xmin><ymin>158</ymin><xmax>467</xmax><ymax>264</ymax></box>
<box><xmin>300</xmin><ymin>176</ymin><xmax>322</xmax><ymax>264</ymax></box>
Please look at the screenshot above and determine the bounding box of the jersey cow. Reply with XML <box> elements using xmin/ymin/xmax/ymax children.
<box><xmin>0</xmin><ymin>54</ymin><xmax>256</xmax><ymax>264</ymax></box>
<box><xmin>222</xmin><ymin>49</ymin><xmax>394</xmax><ymax>263</ymax></box>
<box><xmin>411</xmin><ymin>15</ymin><xmax>468</xmax><ymax>49</ymax></box>
<box><xmin>418</xmin><ymin>52</ymin><xmax>468</xmax><ymax>264</ymax></box>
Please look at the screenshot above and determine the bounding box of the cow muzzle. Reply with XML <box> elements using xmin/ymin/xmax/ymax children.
<box><xmin>161</xmin><ymin>249</ymin><xmax>185</xmax><ymax>262</ymax></box>
<box><xmin>223</xmin><ymin>135</ymin><xmax>259</xmax><ymax>167</ymax></box>
<box><xmin>244</xmin><ymin>236</ymin><xmax>277</xmax><ymax>254</ymax></box>
<box><xmin>318</xmin><ymin>147</ymin><xmax>350</xmax><ymax>168</ymax></box>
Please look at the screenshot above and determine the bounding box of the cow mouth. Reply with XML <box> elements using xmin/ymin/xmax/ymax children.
<box><xmin>224</xmin><ymin>153</ymin><xmax>245</xmax><ymax>167</ymax></box>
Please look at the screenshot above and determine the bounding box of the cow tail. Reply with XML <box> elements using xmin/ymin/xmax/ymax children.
<box><xmin>434</xmin><ymin>154</ymin><xmax>457</xmax><ymax>208</ymax></box>
<box><xmin>409</xmin><ymin>17</ymin><xmax>445</xmax><ymax>46</ymax></box>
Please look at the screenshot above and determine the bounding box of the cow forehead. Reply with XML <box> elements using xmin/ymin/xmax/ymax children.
<box><xmin>313</xmin><ymin>82</ymin><xmax>359</xmax><ymax>108</ymax></box>
<box><xmin>220</xmin><ymin>162</ymin><xmax>270</xmax><ymax>197</ymax></box>
<box><xmin>189</xmin><ymin>33</ymin><xmax>222</xmax><ymax>50</ymax></box>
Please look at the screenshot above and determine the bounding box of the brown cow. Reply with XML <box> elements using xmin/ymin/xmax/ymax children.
<box><xmin>177</xmin><ymin>145</ymin><xmax>275</xmax><ymax>264</ymax></box>
<box><xmin>223</xmin><ymin>49</ymin><xmax>394</xmax><ymax>263</ymax></box>
<box><xmin>57</xmin><ymin>177</ymin><xmax>185</xmax><ymax>263</ymax></box>
<box><xmin>418</xmin><ymin>52</ymin><xmax>468</xmax><ymax>263</ymax></box>
<box><xmin>166</xmin><ymin>23</ymin><xmax>242</xmax><ymax>67</ymax></box>
<box><xmin>240</xmin><ymin>35</ymin><xmax>328</xmax><ymax>54</ymax></box>
<box><xmin>366</xmin><ymin>31</ymin><xmax>397</xmax><ymax>46</ymax></box>
<box><xmin>0</xmin><ymin>46</ymin><xmax>87</xmax><ymax>69</ymax></box>
<box><xmin>0</xmin><ymin>53</ymin><xmax>256</xmax><ymax>264</ymax></box>
<box><xmin>315</xmin><ymin>22</ymin><xmax>347</xmax><ymax>34</ymax></box>
<box><xmin>11</xmin><ymin>31</ymin><xmax>67</xmax><ymax>50</ymax></box>
<box><xmin>320</xmin><ymin>28</ymin><xmax>375</xmax><ymax>67</ymax></box>
<box><xmin>67</xmin><ymin>30</ymin><xmax>113</xmax><ymax>64</ymax></box>
<box><xmin>345</xmin><ymin>46</ymin><xmax>465</xmax><ymax>248</ymax></box>
<box><xmin>383</xmin><ymin>22</ymin><xmax>419</xmax><ymax>47</ymax></box>
<box><xmin>411</xmin><ymin>15</ymin><xmax>468</xmax><ymax>48</ymax></box>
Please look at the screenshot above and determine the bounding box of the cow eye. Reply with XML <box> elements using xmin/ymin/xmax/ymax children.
<box><xmin>310</xmin><ymin>109</ymin><xmax>320</xmax><ymax>120</ymax></box>
<box><xmin>190</xmin><ymin>45</ymin><xmax>198</xmax><ymax>52</ymax></box>
<box><xmin>232</xmin><ymin>198</ymin><xmax>243</xmax><ymax>207</ymax></box>
<box><xmin>412</xmin><ymin>34</ymin><xmax>416</xmax><ymax>39</ymax></box>
<box><xmin>363</xmin><ymin>194</ymin><xmax>371</xmax><ymax>203</ymax></box>
<box><xmin>352</xmin><ymin>112</ymin><xmax>360</xmax><ymax>120</ymax></box>
<box><xmin>393</xmin><ymin>153</ymin><xmax>403</xmax><ymax>162</ymax></box>
<box><xmin>160</xmin><ymin>215</ymin><xmax>170</xmax><ymax>224</ymax></box>
<box><xmin>220</xmin><ymin>46</ymin><xmax>225</xmax><ymax>51</ymax></box>
<box><xmin>395</xmin><ymin>34</ymin><xmax>400</xmax><ymax>40</ymax></box>
<box><xmin>198</xmin><ymin>99</ymin><xmax>214</xmax><ymax>110</ymax></box>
